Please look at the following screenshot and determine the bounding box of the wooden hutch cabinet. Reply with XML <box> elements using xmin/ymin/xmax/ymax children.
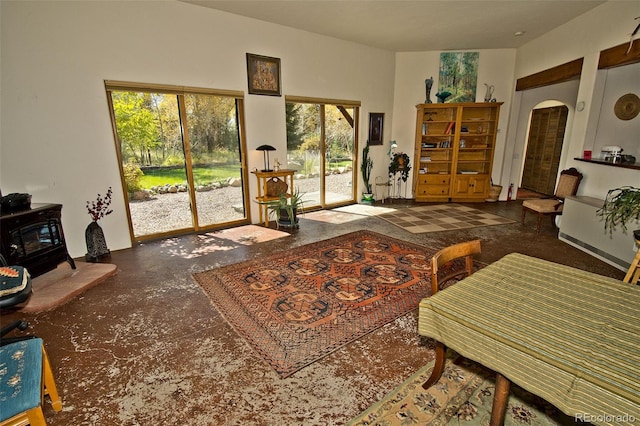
<box><xmin>413</xmin><ymin>102</ymin><xmax>502</xmax><ymax>202</ymax></box>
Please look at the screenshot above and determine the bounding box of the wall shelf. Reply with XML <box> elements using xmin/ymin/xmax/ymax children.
<box><xmin>574</xmin><ymin>158</ymin><xmax>640</xmax><ymax>171</ymax></box>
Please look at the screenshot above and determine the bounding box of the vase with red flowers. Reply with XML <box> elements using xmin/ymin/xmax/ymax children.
<box><xmin>85</xmin><ymin>187</ymin><xmax>113</xmax><ymax>262</ymax></box>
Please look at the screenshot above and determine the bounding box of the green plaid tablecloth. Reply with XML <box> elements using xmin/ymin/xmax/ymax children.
<box><xmin>418</xmin><ymin>253</ymin><xmax>640</xmax><ymax>426</ymax></box>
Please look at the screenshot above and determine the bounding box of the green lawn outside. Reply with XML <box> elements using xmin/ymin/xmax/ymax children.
<box><xmin>327</xmin><ymin>159</ymin><xmax>353</xmax><ymax>168</ymax></box>
<box><xmin>138</xmin><ymin>161</ymin><xmax>351</xmax><ymax>189</ymax></box>
<box><xmin>139</xmin><ymin>165</ymin><xmax>241</xmax><ymax>189</ymax></box>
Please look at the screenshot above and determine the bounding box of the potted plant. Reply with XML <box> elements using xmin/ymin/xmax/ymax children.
<box><xmin>267</xmin><ymin>188</ymin><xmax>305</xmax><ymax>228</ymax></box>
<box><xmin>361</xmin><ymin>141</ymin><xmax>374</xmax><ymax>204</ymax></box>
<box><xmin>389</xmin><ymin>152</ymin><xmax>411</xmax><ymax>182</ymax></box>
<box><xmin>597</xmin><ymin>186</ymin><xmax>640</xmax><ymax>240</ymax></box>
<box><xmin>389</xmin><ymin>151</ymin><xmax>411</xmax><ymax>199</ymax></box>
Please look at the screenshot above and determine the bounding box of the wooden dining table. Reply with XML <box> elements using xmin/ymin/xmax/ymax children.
<box><xmin>418</xmin><ymin>253</ymin><xmax>640</xmax><ymax>426</ymax></box>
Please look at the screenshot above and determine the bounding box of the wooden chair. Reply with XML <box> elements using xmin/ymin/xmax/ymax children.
<box><xmin>422</xmin><ymin>240</ymin><xmax>481</xmax><ymax>391</ymax></box>
<box><xmin>624</xmin><ymin>246</ymin><xmax>640</xmax><ymax>284</ymax></box>
<box><xmin>431</xmin><ymin>240</ymin><xmax>482</xmax><ymax>295</ymax></box>
<box><xmin>0</xmin><ymin>338</ymin><xmax>62</xmax><ymax>426</ymax></box>
<box><xmin>521</xmin><ymin>167</ymin><xmax>583</xmax><ymax>233</ymax></box>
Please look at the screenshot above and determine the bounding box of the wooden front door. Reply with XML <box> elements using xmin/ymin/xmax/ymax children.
<box><xmin>521</xmin><ymin>106</ymin><xmax>568</xmax><ymax>195</ymax></box>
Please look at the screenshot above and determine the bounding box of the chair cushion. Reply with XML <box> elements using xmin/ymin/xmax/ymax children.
<box><xmin>522</xmin><ymin>199</ymin><xmax>564</xmax><ymax>214</ymax></box>
<box><xmin>0</xmin><ymin>266</ymin><xmax>30</xmax><ymax>297</ymax></box>
<box><xmin>0</xmin><ymin>338</ymin><xmax>43</xmax><ymax>421</ymax></box>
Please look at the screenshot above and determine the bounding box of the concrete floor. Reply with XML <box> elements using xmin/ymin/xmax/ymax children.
<box><xmin>1</xmin><ymin>200</ymin><xmax>625</xmax><ymax>425</ymax></box>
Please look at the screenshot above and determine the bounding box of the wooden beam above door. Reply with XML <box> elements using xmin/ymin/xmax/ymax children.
<box><xmin>598</xmin><ymin>40</ymin><xmax>640</xmax><ymax>69</ymax></box>
<box><xmin>515</xmin><ymin>58</ymin><xmax>583</xmax><ymax>91</ymax></box>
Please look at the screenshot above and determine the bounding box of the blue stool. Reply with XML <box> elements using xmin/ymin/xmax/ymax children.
<box><xmin>0</xmin><ymin>338</ymin><xmax>62</xmax><ymax>425</ymax></box>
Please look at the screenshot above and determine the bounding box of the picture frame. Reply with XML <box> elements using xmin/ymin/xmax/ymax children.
<box><xmin>368</xmin><ymin>113</ymin><xmax>384</xmax><ymax>145</ymax></box>
<box><xmin>438</xmin><ymin>52</ymin><xmax>479</xmax><ymax>103</ymax></box>
<box><xmin>246</xmin><ymin>53</ymin><xmax>281</xmax><ymax>96</ymax></box>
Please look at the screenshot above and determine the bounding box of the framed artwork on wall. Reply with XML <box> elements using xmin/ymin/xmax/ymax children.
<box><xmin>438</xmin><ymin>52</ymin><xmax>479</xmax><ymax>103</ymax></box>
<box><xmin>246</xmin><ymin>53</ymin><xmax>281</xmax><ymax>96</ymax></box>
<box><xmin>368</xmin><ymin>113</ymin><xmax>384</xmax><ymax>145</ymax></box>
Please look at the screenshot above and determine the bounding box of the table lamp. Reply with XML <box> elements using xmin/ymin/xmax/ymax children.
<box><xmin>257</xmin><ymin>144</ymin><xmax>276</xmax><ymax>172</ymax></box>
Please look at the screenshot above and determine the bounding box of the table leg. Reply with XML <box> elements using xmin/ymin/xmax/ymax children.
<box><xmin>422</xmin><ymin>341</ymin><xmax>447</xmax><ymax>389</ymax></box>
<box><xmin>490</xmin><ymin>372</ymin><xmax>511</xmax><ymax>426</ymax></box>
<box><xmin>262</xmin><ymin>205</ymin><xmax>269</xmax><ymax>227</ymax></box>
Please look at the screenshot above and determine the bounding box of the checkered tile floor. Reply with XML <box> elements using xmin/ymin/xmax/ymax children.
<box><xmin>379</xmin><ymin>203</ymin><xmax>515</xmax><ymax>233</ymax></box>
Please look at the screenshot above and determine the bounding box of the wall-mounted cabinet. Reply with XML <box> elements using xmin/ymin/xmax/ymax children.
<box><xmin>413</xmin><ymin>102</ymin><xmax>502</xmax><ymax>202</ymax></box>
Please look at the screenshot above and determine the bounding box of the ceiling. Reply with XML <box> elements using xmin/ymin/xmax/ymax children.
<box><xmin>179</xmin><ymin>0</ymin><xmax>606</xmax><ymax>52</ymax></box>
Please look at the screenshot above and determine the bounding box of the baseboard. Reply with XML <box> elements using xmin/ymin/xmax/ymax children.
<box><xmin>558</xmin><ymin>232</ymin><xmax>629</xmax><ymax>272</ymax></box>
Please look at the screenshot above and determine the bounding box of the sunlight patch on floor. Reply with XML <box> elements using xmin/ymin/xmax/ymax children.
<box><xmin>160</xmin><ymin>225</ymin><xmax>289</xmax><ymax>259</ymax></box>
<box><xmin>303</xmin><ymin>204</ymin><xmax>398</xmax><ymax>225</ymax></box>
<box><xmin>333</xmin><ymin>204</ymin><xmax>398</xmax><ymax>216</ymax></box>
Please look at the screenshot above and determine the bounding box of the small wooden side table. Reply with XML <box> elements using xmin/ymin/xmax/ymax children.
<box><xmin>252</xmin><ymin>170</ymin><xmax>295</xmax><ymax>226</ymax></box>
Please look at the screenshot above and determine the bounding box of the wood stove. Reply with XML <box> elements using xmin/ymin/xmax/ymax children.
<box><xmin>0</xmin><ymin>203</ymin><xmax>76</xmax><ymax>278</ymax></box>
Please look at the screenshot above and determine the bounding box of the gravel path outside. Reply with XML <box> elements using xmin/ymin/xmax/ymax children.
<box><xmin>129</xmin><ymin>172</ymin><xmax>354</xmax><ymax>236</ymax></box>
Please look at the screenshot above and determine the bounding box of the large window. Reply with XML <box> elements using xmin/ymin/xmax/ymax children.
<box><xmin>285</xmin><ymin>96</ymin><xmax>359</xmax><ymax>208</ymax></box>
<box><xmin>105</xmin><ymin>81</ymin><xmax>249</xmax><ymax>241</ymax></box>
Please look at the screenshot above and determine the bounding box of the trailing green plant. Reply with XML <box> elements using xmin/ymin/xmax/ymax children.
<box><xmin>389</xmin><ymin>152</ymin><xmax>411</xmax><ymax>182</ymax></box>
<box><xmin>361</xmin><ymin>142</ymin><xmax>373</xmax><ymax>194</ymax></box>
<box><xmin>596</xmin><ymin>186</ymin><xmax>640</xmax><ymax>235</ymax></box>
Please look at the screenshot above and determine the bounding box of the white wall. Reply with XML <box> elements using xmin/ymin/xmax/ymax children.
<box><xmin>513</xmin><ymin>1</ymin><xmax>640</xmax><ymax>200</ymax></box>
<box><xmin>0</xmin><ymin>1</ymin><xmax>396</xmax><ymax>257</ymax></box>
<box><xmin>391</xmin><ymin>49</ymin><xmax>517</xmax><ymax>195</ymax></box>
<box><xmin>560</xmin><ymin>196</ymin><xmax>639</xmax><ymax>271</ymax></box>
<box><xmin>502</xmin><ymin>79</ymin><xmax>581</xmax><ymax>192</ymax></box>
<box><xmin>589</xmin><ymin>63</ymin><xmax>640</xmax><ymax>160</ymax></box>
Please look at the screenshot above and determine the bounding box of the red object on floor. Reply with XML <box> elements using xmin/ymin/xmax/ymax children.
<box><xmin>507</xmin><ymin>184</ymin><xmax>513</xmax><ymax>201</ymax></box>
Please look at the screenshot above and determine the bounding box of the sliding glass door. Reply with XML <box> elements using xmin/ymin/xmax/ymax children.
<box><xmin>106</xmin><ymin>82</ymin><xmax>249</xmax><ymax>241</ymax></box>
<box><xmin>285</xmin><ymin>98</ymin><xmax>359</xmax><ymax>208</ymax></box>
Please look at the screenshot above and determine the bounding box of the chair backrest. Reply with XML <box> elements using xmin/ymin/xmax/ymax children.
<box><xmin>431</xmin><ymin>240</ymin><xmax>481</xmax><ymax>295</ymax></box>
<box><xmin>555</xmin><ymin>168</ymin><xmax>583</xmax><ymax>199</ymax></box>
<box><xmin>623</xmin><ymin>250</ymin><xmax>640</xmax><ymax>284</ymax></box>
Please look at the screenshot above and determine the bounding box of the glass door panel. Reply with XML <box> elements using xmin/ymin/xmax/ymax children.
<box><xmin>184</xmin><ymin>94</ymin><xmax>246</xmax><ymax>227</ymax></box>
<box><xmin>324</xmin><ymin>105</ymin><xmax>354</xmax><ymax>205</ymax></box>
<box><xmin>286</xmin><ymin>103</ymin><xmax>321</xmax><ymax>207</ymax></box>
<box><xmin>111</xmin><ymin>91</ymin><xmax>193</xmax><ymax>237</ymax></box>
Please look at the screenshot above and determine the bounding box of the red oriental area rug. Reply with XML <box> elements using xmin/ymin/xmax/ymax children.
<box><xmin>193</xmin><ymin>230</ymin><xmax>442</xmax><ymax>378</ymax></box>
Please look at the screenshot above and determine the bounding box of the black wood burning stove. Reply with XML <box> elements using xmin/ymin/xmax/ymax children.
<box><xmin>0</xmin><ymin>204</ymin><xmax>76</xmax><ymax>278</ymax></box>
